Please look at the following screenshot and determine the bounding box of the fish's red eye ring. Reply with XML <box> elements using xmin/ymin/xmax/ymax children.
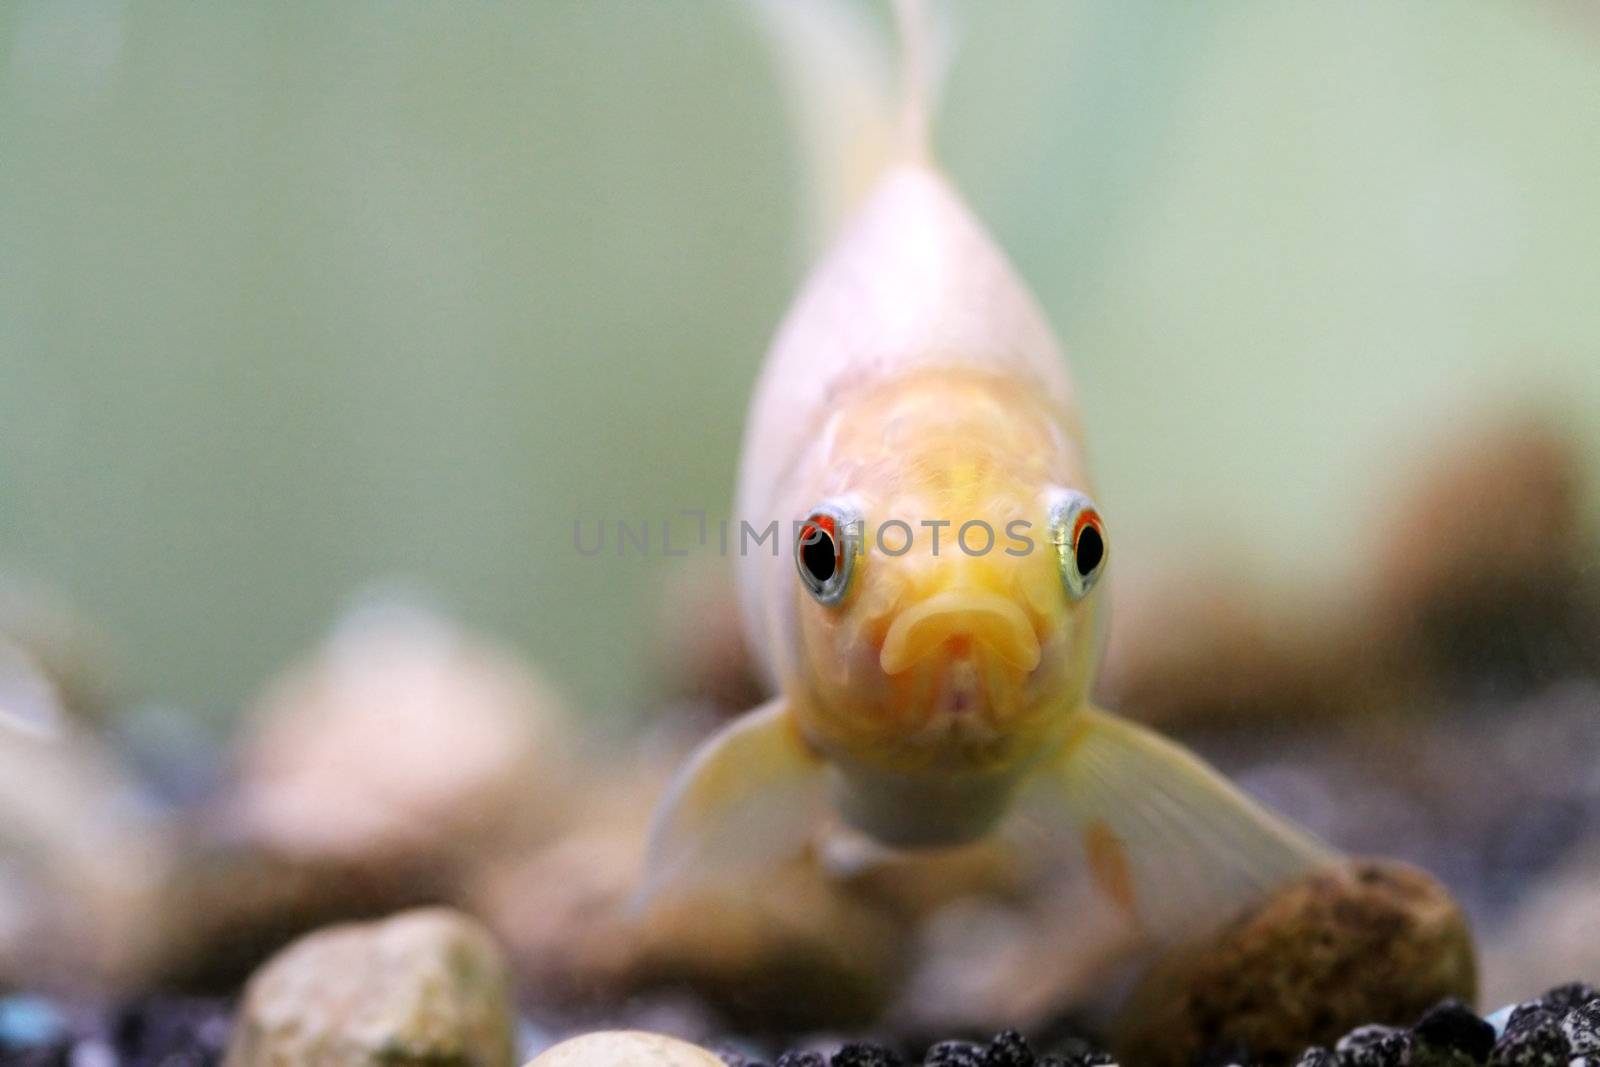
<box><xmin>796</xmin><ymin>499</ymin><xmax>860</xmax><ymax>606</ymax></box>
<box><xmin>1048</xmin><ymin>489</ymin><xmax>1107</xmax><ymax>601</ymax></box>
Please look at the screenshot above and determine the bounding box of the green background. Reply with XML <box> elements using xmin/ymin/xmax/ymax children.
<box><xmin>2</xmin><ymin>2</ymin><xmax>1597</xmax><ymax>722</ymax></box>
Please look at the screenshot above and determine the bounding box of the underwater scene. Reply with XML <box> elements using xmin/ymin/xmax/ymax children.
<box><xmin>2</xmin><ymin>2</ymin><xmax>1600</xmax><ymax>1065</ymax></box>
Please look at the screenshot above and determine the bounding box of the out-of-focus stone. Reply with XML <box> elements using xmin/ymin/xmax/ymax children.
<box><xmin>479</xmin><ymin>833</ymin><xmax>907</xmax><ymax>1028</ymax></box>
<box><xmin>1114</xmin><ymin>859</ymin><xmax>1477</xmax><ymax>1067</ymax></box>
<box><xmin>0</xmin><ymin>704</ymin><xmax>166</xmax><ymax>990</ymax></box>
<box><xmin>1366</xmin><ymin>413</ymin><xmax>1594</xmax><ymax>683</ymax></box>
<box><xmin>472</xmin><ymin>825</ymin><xmax>646</xmax><ymax>1011</ymax></box>
<box><xmin>631</xmin><ymin>857</ymin><xmax>908</xmax><ymax>1029</ymax></box>
<box><xmin>466</xmin><ymin>741</ymin><xmax>674</xmax><ymax>1011</ymax></box>
<box><xmin>527</xmin><ymin>1031</ymin><xmax>725</xmax><ymax>1067</ymax></box>
<box><xmin>1098</xmin><ymin>412</ymin><xmax>1596</xmax><ymax>731</ymax></box>
<box><xmin>1094</xmin><ymin>564</ymin><xmax>1370</xmax><ymax>732</ymax></box>
<box><xmin>142</xmin><ymin>834</ymin><xmax>447</xmax><ymax>992</ymax></box>
<box><xmin>229</xmin><ymin>604</ymin><xmax>573</xmax><ymax>869</ymax></box>
<box><xmin>471</xmin><ymin>734</ymin><xmax>907</xmax><ymax>1029</ymax></box>
<box><xmin>223</xmin><ymin>907</ymin><xmax>516</xmax><ymax>1067</ymax></box>
<box><xmin>650</xmin><ymin>557</ymin><xmax>765</xmax><ymax>715</ymax></box>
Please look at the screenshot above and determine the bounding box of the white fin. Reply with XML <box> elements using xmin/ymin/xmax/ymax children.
<box><xmin>751</xmin><ymin>0</ymin><xmax>953</xmax><ymax>250</ymax></box>
<box><xmin>636</xmin><ymin>699</ymin><xmax>827</xmax><ymax>909</ymax></box>
<box><xmin>1019</xmin><ymin>708</ymin><xmax>1337</xmax><ymax>944</ymax></box>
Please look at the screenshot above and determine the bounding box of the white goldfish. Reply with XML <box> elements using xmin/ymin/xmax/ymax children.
<box><xmin>643</xmin><ymin>0</ymin><xmax>1335</xmax><ymax>942</ymax></box>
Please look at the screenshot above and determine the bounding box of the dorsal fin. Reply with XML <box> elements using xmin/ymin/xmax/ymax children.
<box><xmin>891</xmin><ymin>0</ymin><xmax>942</xmax><ymax>166</ymax></box>
<box><xmin>752</xmin><ymin>0</ymin><xmax>953</xmax><ymax>251</ymax></box>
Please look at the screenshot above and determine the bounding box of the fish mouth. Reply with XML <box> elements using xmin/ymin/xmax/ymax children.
<box><xmin>878</xmin><ymin>590</ymin><xmax>1041</xmax><ymax>676</ymax></box>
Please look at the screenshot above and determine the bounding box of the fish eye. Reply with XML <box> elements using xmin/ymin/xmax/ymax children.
<box><xmin>795</xmin><ymin>499</ymin><xmax>859</xmax><ymax>606</ymax></box>
<box><xmin>1048</xmin><ymin>489</ymin><xmax>1107</xmax><ymax>600</ymax></box>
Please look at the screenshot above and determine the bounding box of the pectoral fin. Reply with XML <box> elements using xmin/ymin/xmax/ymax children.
<box><xmin>1021</xmin><ymin>707</ymin><xmax>1336</xmax><ymax>943</ymax></box>
<box><xmin>636</xmin><ymin>699</ymin><xmax>828</xmax><ymax>907</ymax></box>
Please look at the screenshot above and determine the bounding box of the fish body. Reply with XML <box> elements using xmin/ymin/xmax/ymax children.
<box><xmin>644</xmin><ymin>2</ymin><xmax>1334</xmax><ymax>940</ymax></box>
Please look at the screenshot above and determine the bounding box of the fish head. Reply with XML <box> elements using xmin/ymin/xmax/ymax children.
<box><xmin>786</xmin><ymin>460</ymin><xmax>1107</xmax><ymax>777</ymax></box>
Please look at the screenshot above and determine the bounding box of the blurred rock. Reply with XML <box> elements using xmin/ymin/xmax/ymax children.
<box><xmin>1098</xmin><ymin>411</ymin><xmax>1596</xmax><ymax>733</ymax></box>
<box><xmin>1365</xmin><ymin>412</ymin><xmax>1596</xmax><ymax>689</ymax></box>
<box><xmin>650</xmin><ymin>557</ymin><xmax>765</xmax><ymax>715</ymax></box>
<box><xmin>224</xmin><ymin>907</ymin><xmax>516</xmax><ymax>1067</ymax></box>
<box><xmin>1114</xmin><ymin>859</ymin><xmax>1477</xmax><ymax>1067</ymax></box>
<box><xmin>472</xmin><ymin>823</ymin><xmax>646</xmax><ymax>1012</ymax></box>
<box><xmin>471</xmin><ymin>738</ymin><xmax>906</xmax><ymax>1029</ymax></box>
<box><xmin>481</xmin><ymin>834</ymin><xmax>907</xmax><ymax>1030</ymax></box>
<box><xmin>0</xmin><ymin>701</ymin><xmax>167</xmax><ymax>991</ymax></box>
<box><xmin>526</xmin><ymin>1031</ymin><xmax>724</xmax><ymax>1067</ymax></box>
<box><xmin>228</xmin><ymin>604</ymin><xmax>574</xmax><ymax>872</ymax></box>
<box><xmin>630</xmin><ymin>857</ymin><xmax>908</xmax><ymax>1030</ymax></box>
<box><xmin>141</xmin><ymin>834</ymin><xmax>448</xmax><ymax>993</ymax></box>
<box><xmin>1095</xmin><ymin>564</ymin><xmax>1365</xmax><ymax>731</ymax></box>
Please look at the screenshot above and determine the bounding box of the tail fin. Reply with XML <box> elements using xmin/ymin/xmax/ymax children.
<box><xmin>750</xmin><ymin>0</ymin><xmax>953</xmax><ymax>251</ymax></box>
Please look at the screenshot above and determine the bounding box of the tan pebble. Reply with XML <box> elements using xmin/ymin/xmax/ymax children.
<box><xmin>231</xmin><ymin>604</ymin><xmax>574</xmax><ymax>867</ymax></box>
<box><xmin>527</xmin><ymin>1031</ymin><xmax>725</xmax><ymax>1066</ymax></box>
<box><xmin>1114</xmin><ymin>858</ymin><xmax>1477</xmax><ymax>1067</ymax></box>
<box><xmin>224</xmin><ymin>907</ymin><xmax>517</xmax><ymax>1067</ymax></box>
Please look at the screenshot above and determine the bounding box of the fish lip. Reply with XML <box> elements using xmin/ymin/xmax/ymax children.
<box><xmin>878</xmin><ymin>589</ymin><xmax>1041</xmax><ymax>675</ymax></box>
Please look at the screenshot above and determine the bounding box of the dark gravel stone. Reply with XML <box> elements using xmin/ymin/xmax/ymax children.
<box><xmin>1538</xmin><ymin>983</ymin><xmax>1598</xmax><ymax>1012</ymax></box>
<box><xmin>777</xmin><ymin>1053</ymin><xmax>827</xmax><ymax>1067</ymax></box>
<box><xmin>109</xmin><ymin>997</ymin><xmax>231</xmax><ymax>1067</ymax></box>
<box><xmin>1489</xmin><ymin>1011</ymin><xmax>1569</xmax><ymax>1067</ymax></box>
<box><xmin>1412</xmin><ymin>1000</ymin><xmax>1494</xmax><ymax>1063</ymax></box>
<box><xmin>1335</xmin><ymin>1024</ymin><xmax>1414</xmax><ymax>1067</ymax></box>
<box><xmin>1503</xmin><ymin>1005</ymin><xmax>1557</xmax><ymax>1037</ymax></box>
<box><xmin>1338</xmin><ymin>1025</ymin><xmax>1403</xmax><ymax>1048</ymax></box>
<box><xmin>923</xmin><ymin>1040</ymin><xmax>985</xmax><ymax>1066</ymax></box>
<box><xmin>983</xmin><ymin>1030</ymin><xmax>1035</xmax><ymax>1067</ymax></box>
<box><xmin>831</xmin><ymin>1043</ymin><xmax>902</xmax><ymax>1067</ymax></box>
<box><xmin>1043</xmin><ymin>1040</ymin><xmax>1113</xmax><ymax>1067</ymax></box>
<box><xmin>1564</xmin><ymin>999</ymin><xmax>1600</xmax><ymax>1055</ymax></box>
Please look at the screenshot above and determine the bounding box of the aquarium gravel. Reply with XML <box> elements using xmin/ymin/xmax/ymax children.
<box><xmin>708</xmin><ymin>988</ymin><xmax>1598</xmax><ymax>1067</ymax></box>
<box><xmin>2</xmin><ymin>986</ymin><xmax>1598</xmax><ymax>1067</ymax></box>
